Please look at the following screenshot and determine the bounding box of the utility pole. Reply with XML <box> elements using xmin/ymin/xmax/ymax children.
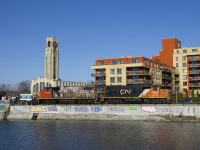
<box><xmin>176</xmin><ymin>86</ymin><xmax>177</xmax><ymax>103</ymax></box>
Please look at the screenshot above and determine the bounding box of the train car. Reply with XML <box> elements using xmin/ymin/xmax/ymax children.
<box><xmin>37</xmin><ymin>86</ymin><xmax>95</xmax><ymax>104</ymax></box>
<box><xmin>102</xmin><ymin>84</ymin><xmax>171</xmax><ymax>104</ymax></box>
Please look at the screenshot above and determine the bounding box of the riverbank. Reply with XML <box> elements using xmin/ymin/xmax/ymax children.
<box><xmin>1</xmin><ymin>104</ymin><xmax>200</xmax><ymax>122</ymax></box>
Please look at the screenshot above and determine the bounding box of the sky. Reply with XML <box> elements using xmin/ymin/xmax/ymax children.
<box><xmin>1</xmin><ymin>0</ymin><xmax>200</xmax><ymax>85</ymax></box>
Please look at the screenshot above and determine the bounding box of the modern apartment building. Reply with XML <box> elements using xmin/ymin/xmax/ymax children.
<box><xmin>173</xmin><ymin>47</ymin><xmax>200</xmax><ymax>95</ymax></box>
<box><xmin>91</xmin><ymin>56</ymin><xmax>176</xmax><ymax>97</ymax></box>
<box><xmin>152</xmin><ymin>38</ymin><xmax>181</xmax><ymax>66</ymax></box>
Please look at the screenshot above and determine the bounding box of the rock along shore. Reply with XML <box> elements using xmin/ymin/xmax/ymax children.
<box><xmin>1</xmin><ymin>104</ymin><xmax>200</xmax><ymax>122</ymax></box>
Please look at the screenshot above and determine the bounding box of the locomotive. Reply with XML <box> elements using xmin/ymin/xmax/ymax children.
<box><xmin>35</xmin><ymin>84</ymin><xmax>171</xmax><ymax>104</ymax></box>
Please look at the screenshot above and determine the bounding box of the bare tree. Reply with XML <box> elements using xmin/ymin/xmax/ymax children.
<box><xmin>17</xmin><ymin>80</ymin><xmax>31</xmax><ymax>93</ymax></box>
<box><xmin>0</xmin><ymin>83</ymin><xmax>12</xmax><ymax>91</ymax></box>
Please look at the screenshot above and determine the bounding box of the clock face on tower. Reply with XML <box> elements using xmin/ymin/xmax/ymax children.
<box><xmin>53</xmin><ymin>41</ymin><xmax>57</xmax><ymax>48</ymax></box>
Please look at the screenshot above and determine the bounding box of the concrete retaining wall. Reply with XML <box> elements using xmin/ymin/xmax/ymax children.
<box><xmin>0</xmin><ymin>104</ymin><xmax>10</xmax><ymax>120</ymax></box>
<box><xmin>6</xmin><ymin>105</ymin><xmax>200</xmax><ymax>122</ymax></box>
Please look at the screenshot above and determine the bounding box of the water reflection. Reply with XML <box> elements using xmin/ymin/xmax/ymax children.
<box><xmin>0</xmin><ymin>120</ymin><xmax>200</xmax><ymax>150</ymax></box>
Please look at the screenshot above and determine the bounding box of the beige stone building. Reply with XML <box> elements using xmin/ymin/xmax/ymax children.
<box><xmin>44</xmin><ymin>37</ymin><xmax>59</xmax><ymax>80</ymax></box>
<box><xmin>31</xmin><ymin>37</ymin><xmax>89</xmax><ymax>95</ymax></box>
<box><xmin>173</xmin><ymin>47</ymin><xmax>200</xmax><ymax>95</ymax></box>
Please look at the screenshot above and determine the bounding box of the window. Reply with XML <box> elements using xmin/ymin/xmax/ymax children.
<box><xmin>183</xmin><ymin>69</ymin><xmax>187</xmax><ymax>73</ymax></box>
<box><xmin>117</xmin><ymin>77</ymin><xmax>122</xmax><ymax>83</ymax></box>
<box><xmin>176</xmin><ymin>57</ymin><xmax>178</xmax><ymax>61</ymax></box>
<box><xmin>117</xmin><ymin>68</ymin><xmax>122</xmax><ymax>74</ymax></box>
<box><xmin>110</xmin><ymin>77</ymin><xmax>115</xmax><ymax>83</ymax></box>
<box><xmin>110</xmin><ymin>69</ymin><xmax>115</xmax><ymax>75</ymax></box>
<box><xmin>112</xmin><ymin>60</ymin><xmax>116</xmax><ymax>64</ymax></box>
<box><xmin>183</xmin><ymin>49</ymin><xmax>187</xmax><ymax>53</ymax></box>
<box><xmin>192</xmin><ymin>49</ymin><xmax>198</xmax><ymax>52</ymax></box>
<box><xmin>182</xmin><ymin>56</ymin><xmax>186</xmax><ymax>61</ymax></box>
<box><xmin>182</xmin><ymin>62</ymin><xmax>186</xmax><ymax>67</ymax></box>
<box><xmin>48</xmin><ymin>41</ymin><xmax>51</xmax><ymax>47</ymax></box>
<box><xmin>98</xmin><ymin>61</ymin><xmax>104</xmax><ymax>65</ymax></box>
<box><xmin>183</xmin><ymin>82</ymin><xmax>187</xmax><ymax>86</ymax></box>
<box><xmin>183</xmin><ymin>75</ymin><xmax>187</xmax><ymax>80</ymax></box>
<box><xmin>176</xmin><ymin>50</ymin><xmax>179</xmax><ymax>53</ymax></box>
<box><xmin>176</xmin><ymin>63</ymin><xmax>179</xmax><ymax>68</ymax></box>
<box><xmin>132</xmin><ymin>59</ymin><xmax>139</xmax><ymax>63</ymax></box>
<box><xmin>119</xmin><ymin>59</ymin><xmax>123</xmax><ymax>64</ymax></box>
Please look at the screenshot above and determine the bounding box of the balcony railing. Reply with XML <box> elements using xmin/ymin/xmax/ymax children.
<box><xmin>126</xmin><ymin>71</ymin><xmax>151</xmax><ymax>76</ymax></box>
<box><xmin>188</xmin><ymin>70</ymin><xmax>200</xmax><ymax>74</ymax></box>
<box><xmin>126</xmin><ymin>79</ymin><xmax>151</xmax><ymax>84</ymax></box>
<box><xmin>160</xmin><ymin>68</ymin><xmax>172</xmax><ymax>73</ymax></box>
<box><xmin>188</xmin><ymin>57</ymin><xmax>200</xmax><ymax>61</ymax></box>
<box><xmin>97</xmin><ymin>89</ymin><xmax>104</xmax><ymax>93</ymax></box>
<box><xmin>173</xmin><ymin>70</ymin><xmax>179</xmax><ymax>74</ymax></box>
<box><xmin>162</xmin><ymin>83</ymin><xmax>171</xmax><ymax>86</ymax></box>
<box><xmin>162</xmin><ymin>75</ymin><xmax>172</xmax><ymax>80</ymax></box>
<box><xmin>95</xmin><ymin>81</ymin><xmax>106</xmax><ymax>85</ymax></box>
<box><xmin>188</xmin><ymin>64</ymin><xmax>200</xmax><ymax>67</ymax></box>
<box><xmin>189</xmin><ymin>77</ymin><xmax>200</xmax><ymax>80</ymax></box>
<box><xmin>91</xmin><ymin>73</ymin><xmax>105</xmax><ymax>77</ymax></box>
<box><xmin>189</xmin><ymin>83</ymin><xmax>200</xmax><ymax>87</ymax></box>
<box><xmin>174</xmin><ymin>84</ymin><xmax>180</xmax><ymax>87</ymax></box>
<box><xmin>174</xmin><ymin>78</ymin><xmax>180</xmax><ymax>81</ymax></box>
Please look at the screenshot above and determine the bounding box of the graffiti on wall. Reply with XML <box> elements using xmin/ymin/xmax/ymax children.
<box><xmin>32</xmin><ymin>106</ymin><xmax>58</xmax><ymax>112</ymax></box>
<box><xmin>142</xmin><ymin>106</ymin><xmax>156</xmax><ymax>113</ymax></box>
<box><xmin>32</xmin><ymin>106</ymin><xmax>47</xmax><ymax>112</ymax></box>
<box><xmin>128</xmin><ymin>106</ymin><xmax>139</xmax><ymax>111</ymax></box>
<box><xmin>46</xmin><ymin>106</ymin><xmax>58</xmax><ymax>112</ymax></box>
<box><xmin>74</xmin><ymin>106</ymin><xmax>89</xmax><ymax>112</ymax></box>
<box><xmin>13</xmin><ymin>106</ymin><xmax>28</xmax><ymax>112</ymax></box>
<box><xmin>64</xmin><ymin>106</ymin><xmax>73</xmax><ymax>111</ymax></box>
<box><xmin>91</xmin><ymin>106</ymin><xmax>102</xmax><ymax>112</ymax></box>
<box><xmin>109</xmin><ymin>106</ymin><xmax>124</xmax><ymax>112</ymax></box>
<box><xmin>155</xmin><ymin>107</ymin><xmax>173</xmax><ymax>113</ymax></box>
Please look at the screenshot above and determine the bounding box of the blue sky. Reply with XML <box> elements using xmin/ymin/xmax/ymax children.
<box><xmin>1</xmin><ymin>0</ymin><xmax>200</xmax><ymax>84</ymax></box>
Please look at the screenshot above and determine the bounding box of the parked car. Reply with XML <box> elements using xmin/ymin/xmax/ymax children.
<box><xmin>178</xmin><ymin>99</ymin><xmax>193</xmax><ymax>103</ymax></box>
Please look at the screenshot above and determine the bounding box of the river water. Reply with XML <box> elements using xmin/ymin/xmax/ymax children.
<box><xmin>0</xmin><ymin>120</ymin><xmax>200</xmax><ymax>150</ymax></box>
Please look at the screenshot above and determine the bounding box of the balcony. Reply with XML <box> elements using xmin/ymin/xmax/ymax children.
<box><xmin>173</xmin><ymin>70</ymin><xmax>179</xmax><ymax>74</ymax></box>
<box><xmin>188</xmin><ymin>64</ymin><xmax>200</xmax><ymax>68</ymax></box>
<box><xmin>189</xmin><ymin>83</ymin><xmax>200</xmax><ymax>87</ymax></box>
<box><xmin>188</xmin><ymin>70</ymin><xmax>200</xmax><ymax>74</ymax></box>
<box><xmin>162</xmin><ymin>83</ymin><xmax>171</xmax><ymax>87</ymax></box>
<box><xmin>91</xmin><ymin>73</ymin><xmax>105</xmax><ymax>77</ymax></box>
<box><xmin>126</xmin><ymin>71</ymin><xmax>151</xmax><ymax>76</ymax></box>
<box><xmin>188</xmin><ymin>58</ymin><xmax>200</xmax><ymax>61</ymax></box>
<box><xmin>189</xmin><ymin>77</ymin><xmax>200</xmax><ymax>80</ymax></box>
<box><xmin>162</xmin><ymin>75</ymin><xmax>172</xmax><ymax>80</ymax></box>
<box><xmin>95</xmin><ymin>80</ymin><xmax>106</xmax><ymax>85</ymax></box>
<box><xmin>97</xmin><ymin>89</ymin><xmax>104</xmax><ymax>93</ymax></box>
<box><xmin>160</xmin><ymin>68</ymin><xmax>172</xmax><ymax>73</ymax></box>
<box><xmin>174</xmin><ymin>77</ymin><xmax>180</xmax><ymax>81</ymax></box>
<box><xmin>126</xmin><ymin>79</ymin><xmax>151</xmax><ymax>84</ymax></box>
<box><xmin>174</xmin><ymin>84</ymin><xmax>180</xmax><ymax>87</ymax></box>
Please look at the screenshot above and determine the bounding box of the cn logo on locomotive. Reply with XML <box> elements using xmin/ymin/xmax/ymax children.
<box><xmin>120</xmin><ymin>89</ymin><xmax>132</xmax><ymax>95</ymax></box>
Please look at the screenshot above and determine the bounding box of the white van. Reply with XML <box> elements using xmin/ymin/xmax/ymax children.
<box><xmin>20</xmin><ymin>94</ymin><xmax>33</xmax><ymax>105</ymax></box>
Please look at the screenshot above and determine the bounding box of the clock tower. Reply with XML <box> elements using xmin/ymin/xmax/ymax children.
<box><xmin>44</xmin><ymin>37</ymin><xmax>59</xmax><ymax>80</ymax></box>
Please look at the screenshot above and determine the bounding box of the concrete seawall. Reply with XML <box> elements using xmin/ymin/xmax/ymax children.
<box><xmin>0</xmin><ymin>104</ymin><xmax>10</xmax><ymax>120</ymax></box>
<box><xmin>1</xmin><ymin>104</ymin><xmax>200</xmax><ymax>122</ymax></box>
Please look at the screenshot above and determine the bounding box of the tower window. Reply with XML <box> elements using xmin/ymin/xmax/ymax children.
<box><xmin>48</xmin><ymin>41</ymin><xmax>51</xmax><ymax>47</ymax></box>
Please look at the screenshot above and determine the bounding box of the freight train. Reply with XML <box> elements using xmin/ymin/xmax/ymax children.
<box><xmin>35</xmin><ymin>84</ymin><xmax>171</xmax><ymax>104</ymax></box>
